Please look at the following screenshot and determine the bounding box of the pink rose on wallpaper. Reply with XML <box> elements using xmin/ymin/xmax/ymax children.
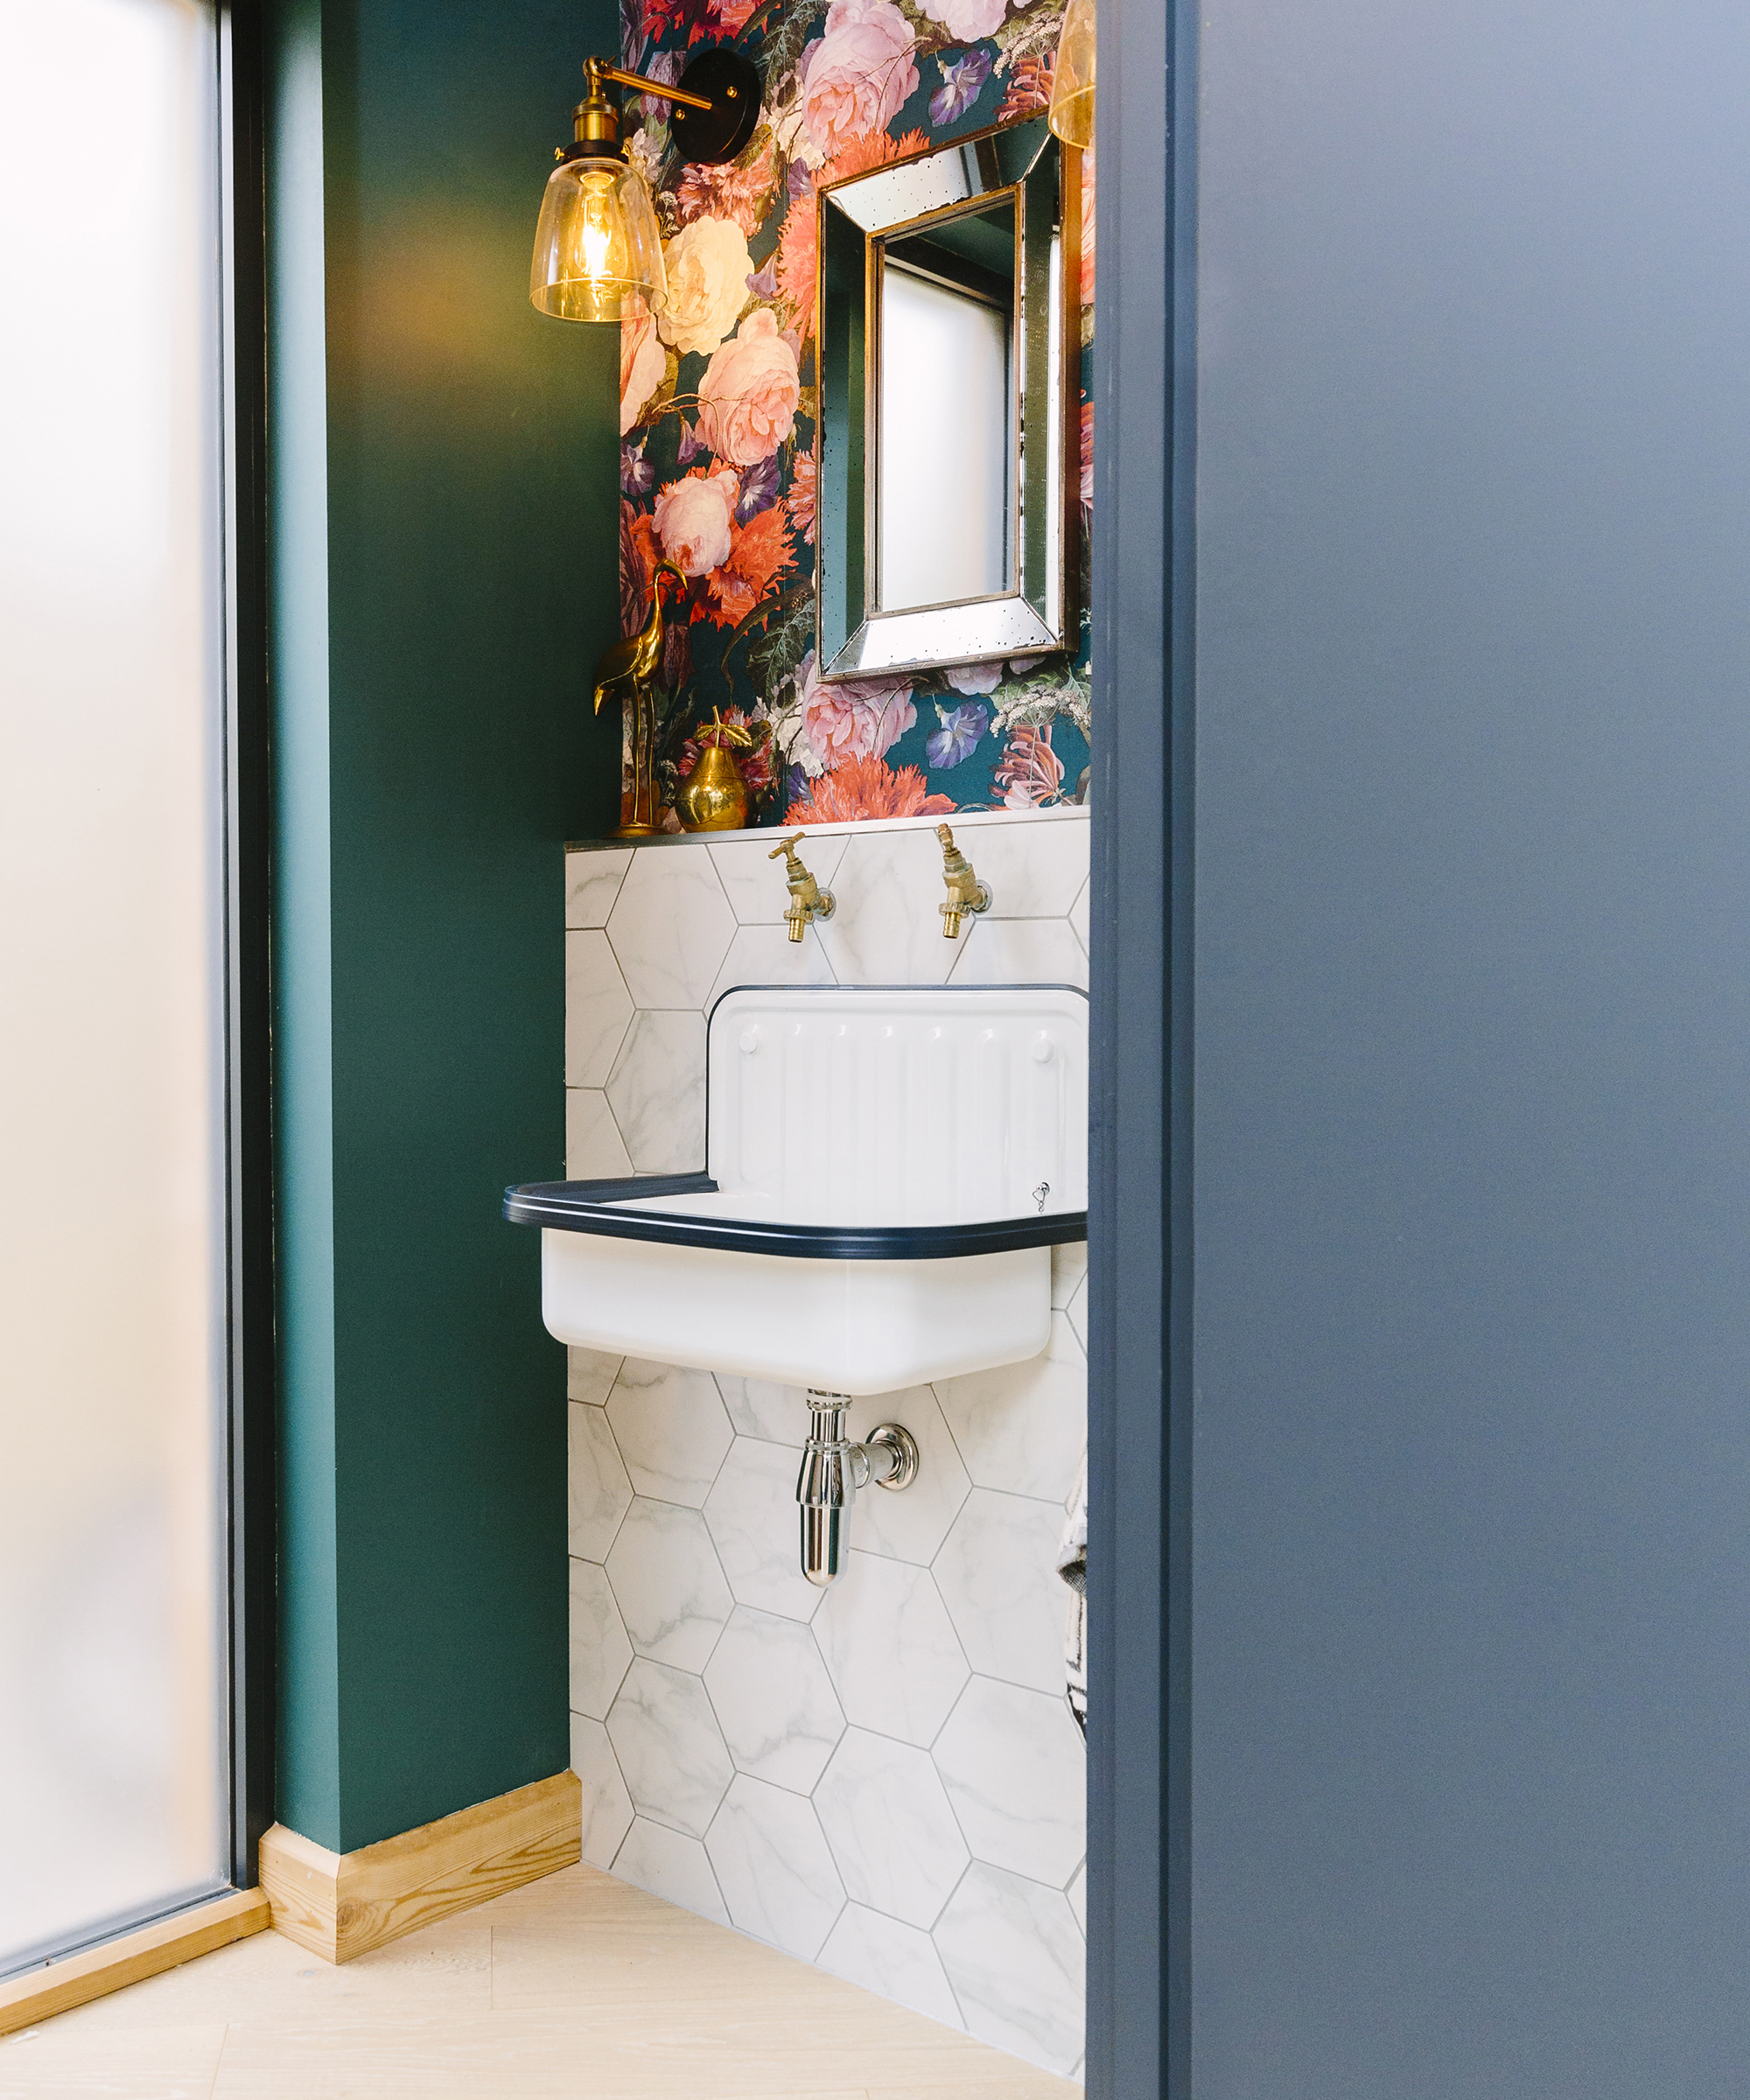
<box><xmin>920</xmin><ymin>0</ymin><xmax>1006</xmax><ymax>41</ymax></box>
<box><xmin>620</xmin><ymin>292</ymin><xmax>666</xmax><ymax>437</ymax></box>
<box><xmin>654</xmin><ymin>466</ymin><xmax>738</xmax><ymax>577</ymax></box>
<box><xmin>696</xmin><ymin>310</ymin><xmax>801</xmax><ymax>466</ymax></box>
<box><xmin>656</xmin><ymin>215</ymin><xmax>754</xmax><ymax>359</ymax></box>
<box><xmin>672</xmin><ymin>135</ymin><xmax>779</xmax><ymax>238</ymax></box>
<box><xmin>799</xmin><ymin>649</ymin><xmax>916</xmax><ymax>766</ymax></box>
<box><xmin>946</xmin><ymin>662</ymin><xmax>1002</xmax><ymax>695</ymax></box>
<box><xmin>798</xmin><ymin>0</ymin><xmax>920</xmax><ymax>160</ymax></box>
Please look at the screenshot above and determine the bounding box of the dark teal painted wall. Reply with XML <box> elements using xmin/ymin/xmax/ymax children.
<box><xmin>269</xmin><ymin>0</ymin><xmax>620</xmax><ymax>1852</ymax></box>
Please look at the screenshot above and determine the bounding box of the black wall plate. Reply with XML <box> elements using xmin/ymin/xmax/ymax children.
<box><xmin>670</xmin><ymin>46</ymin><xmax>761</xmax><ymax>165</ymax></box>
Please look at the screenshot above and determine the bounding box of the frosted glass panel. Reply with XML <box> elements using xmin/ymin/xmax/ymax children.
<box><xmin>0</xmin><ymin>0</ymin><xmax>228</xmax><ymax>1970</ymax></box>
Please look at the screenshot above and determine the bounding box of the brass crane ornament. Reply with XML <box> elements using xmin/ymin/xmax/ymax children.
<box><xmin>592</xmin><ymin>561</ymin><xmax>685</xmax><ymax>836</ymax></box>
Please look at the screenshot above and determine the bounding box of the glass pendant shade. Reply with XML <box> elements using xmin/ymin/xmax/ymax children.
<box><xmin>529</xmin><ymin>152</ymin><xmax>667</xmax><ymax>323</ymax></box>
<box><xmin>1048</xmin><ymin>0</ymin><xmax>1096</xmax><ymax>150</ymax></box>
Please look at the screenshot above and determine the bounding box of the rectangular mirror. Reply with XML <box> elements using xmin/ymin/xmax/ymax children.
<box><xmin>816</xmin><ymin>118</ymin><xmax>1077</xmax><ymax>683</ymax></box>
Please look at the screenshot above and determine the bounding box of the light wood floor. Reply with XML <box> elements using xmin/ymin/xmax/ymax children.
<box><xmin>0</xmin><ymin>1864</ymin><xmax>1081</xmax><ymax>2099</ymax></box>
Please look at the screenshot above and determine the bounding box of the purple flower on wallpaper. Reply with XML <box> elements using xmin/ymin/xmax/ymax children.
<box><xmin>788</xmin><ymin>159</ymin><xmax>815</xmax><ymax>203</ymax></box>
<box><xmin>676</xmin><ymin>418</ymin><xmax>706</xmax><ymax>465</ymax></box>
<box><xmin>929</xmin><ymin>47</ymin><xmax>992</xmax><ymax>126</ymax></box>
<box><xmin>621</xmin><ymin>441</ymin><xmax>654</xmax><ymax>498</ymax></box>
<box><xmin>746</xmin><ymin>253</ymin><xmax>780</xmax><ymax>302</ymax></box>
<box><xmin>927</xmin><ymin>700</ymin><xmax>990</xmax><ymax>768</ymax></box>
<box><xmin>737</xmin><ymin>454</ymin><xmax>782</xmax><ymax>523</ymax></box>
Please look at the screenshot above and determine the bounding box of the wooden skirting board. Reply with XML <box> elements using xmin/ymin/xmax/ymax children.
<box><xmin>259</xmin><ymin>1768</ymin><xmax>581</xmax><ymax>1964</ymax></box>
<box><xmin>0</xmin><ymin>1886</ymin><xmax>271</xmax><ymax>2039</ymax></box>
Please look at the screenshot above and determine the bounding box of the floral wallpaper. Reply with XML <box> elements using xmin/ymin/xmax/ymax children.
<box><xmin>616</xmin><ymin>0</ymin><xmax>1095</xmax><ymax>831</ymax></box>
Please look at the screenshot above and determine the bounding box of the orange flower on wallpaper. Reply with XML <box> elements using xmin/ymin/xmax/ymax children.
<box><xmin>785</xmin><ymin>752</ymin><xmax>956</xmax><ymax>825</ymax></box>
<box><xmin>824</xmin><ymin>125</ymin><xmax>929</xmax><ymax>184</ymax></box>
<box><xmin>774</xmin><ymin>188</ymin><xmax>819</xmax><ymax>338</ymax></box>
<box><xmin>620</xmin><ymin>502</ymin><xmax>662</xmax><ymax>637</ymax></box>
<box><xmin>701</xmin><ymin>502</ymin><xmax>796</xmax><ymax>628</ymax></box>
<box><xmin>787</xmin><ymin>450</ymin><xmax>817</xmax><ymax>546</ymax></box>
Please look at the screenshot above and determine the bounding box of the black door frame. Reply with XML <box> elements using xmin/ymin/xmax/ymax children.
<box><xmin>1086</xmin><ymin>0</ymin><xmax>1191</xmax><ymax>2090</ymax></box>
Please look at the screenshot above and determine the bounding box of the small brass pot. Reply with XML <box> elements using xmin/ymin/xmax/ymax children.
<box><xmin>676</xmin><ymin>742</ymin><xmax>749</xmax><ymax>832</ymax></box>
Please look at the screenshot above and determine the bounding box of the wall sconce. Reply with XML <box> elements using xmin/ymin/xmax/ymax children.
<box><xmin>529</xmin><ymin>47</ymin><xmax>760</xmax><ymax>325</ymax></box>
<box><xmin>1048</xmin><ymin>0</ymin><xmax>1095</xmax><ymax>150</ymax></box>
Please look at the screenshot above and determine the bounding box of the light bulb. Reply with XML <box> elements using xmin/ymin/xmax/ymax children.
<box><xmin>530</xmin><ymin>153</ymin><xmax>668</xmax><ymax>325</ymax></box>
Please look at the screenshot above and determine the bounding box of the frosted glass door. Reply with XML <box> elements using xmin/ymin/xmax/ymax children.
<box><xmin>0</xmin><ymin>0</ymin><xmax>229</xmax><ymax>1969</ymax></box>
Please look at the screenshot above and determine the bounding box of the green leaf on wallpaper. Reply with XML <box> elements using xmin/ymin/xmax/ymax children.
<box><xmin>757</xmin><ymin>0</ymin><xmax>830</xmax><ymax>94</ymax></box>
<box><xmin>746</xmin><ymin>589</ymin><xmax>816</xmax><ymax>700</ymax></box>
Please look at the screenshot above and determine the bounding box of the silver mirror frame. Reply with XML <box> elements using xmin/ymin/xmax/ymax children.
<box><xmin>814</xmin><ymin>117</ymin><xmax>1082</xmax><ymax>684</ymax></box>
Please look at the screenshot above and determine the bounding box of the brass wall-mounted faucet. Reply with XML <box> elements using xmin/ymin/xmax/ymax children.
<box><xmin>935</xmin><ymin>824</ymin><xmax>992</xmax><ymax>938</ymax></box>
<box><xmin>768</xmin><ymin>832</ymin><xmax>836</xmax><ymax>942</ymax></box>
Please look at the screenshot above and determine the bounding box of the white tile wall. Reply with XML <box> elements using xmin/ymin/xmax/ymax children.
<box><xmin>562</xmin><ymin>808</ymin><xmax>1089</xmax><ymax>2082</ymax></box>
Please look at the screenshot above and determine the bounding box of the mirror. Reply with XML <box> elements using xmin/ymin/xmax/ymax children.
<box><xmin>816</xmin><ymin>118</ymin><xmax>1077</xmax><ymax>683</ymax></box>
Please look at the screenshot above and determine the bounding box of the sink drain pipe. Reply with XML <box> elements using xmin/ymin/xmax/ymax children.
<box><xmin>797</xmin><ymin>1394</ymin><xmax>920</xmax><ymax>1586</ymax></box>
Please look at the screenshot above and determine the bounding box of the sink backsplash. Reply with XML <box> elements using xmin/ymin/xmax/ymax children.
<box><xmin>563</xmin><ymin>804</ymin><xmax>1088</xmax><ymax>2081</ymax></box>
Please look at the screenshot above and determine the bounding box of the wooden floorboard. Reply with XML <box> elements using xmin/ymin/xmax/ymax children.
<box><xmin>0</xmin><ymin>1864</ymin><xmax>1080</xmax><ymax>2100</ymax></box>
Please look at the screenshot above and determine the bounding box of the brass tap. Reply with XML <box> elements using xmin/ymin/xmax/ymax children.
<box><xmin>935</xmin><ymin>824</ymin><xmax>992</xmax><ymax>938</ymax></box>
<box><xmin>768</xmin><ymin>831</ymin><xmax>836</xmax><ymax>942</ymax></box>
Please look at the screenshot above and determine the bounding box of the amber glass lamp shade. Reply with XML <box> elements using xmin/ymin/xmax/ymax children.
<box><xmin>1048</xmin><ymin>0</ymin><xmax>1096</xmax><ymax>150</ymax></box>
<box><xmin>529</xmin><ymin>150</ymin><xmax>667</xmax><ymax>323</ymax></box>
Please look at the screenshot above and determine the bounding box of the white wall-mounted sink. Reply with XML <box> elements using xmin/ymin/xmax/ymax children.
<box><xmin>506</xmin><ymin>984</ymin><xmax>1087</xmax><ymax>1396</ymax></box>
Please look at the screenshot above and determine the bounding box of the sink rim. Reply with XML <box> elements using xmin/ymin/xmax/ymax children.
<box><xmin>502</xmin><ymin>1172</ymin><xmax>1087</xmax><ymax>1262</ymax></box>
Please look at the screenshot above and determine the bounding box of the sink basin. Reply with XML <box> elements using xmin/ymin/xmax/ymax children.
<box><xmin>505</xmin><ymin>984</ymin><xmax>1087</xmax><ymax>1396</ymax></box>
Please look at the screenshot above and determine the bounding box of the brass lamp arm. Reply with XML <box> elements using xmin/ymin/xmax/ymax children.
<box><xmin>584</xmin><ymin>57</ymin><xmax>715</xmax><ymax>112</ymax></box>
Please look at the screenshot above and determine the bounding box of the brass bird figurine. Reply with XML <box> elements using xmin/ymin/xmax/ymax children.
<box><xmin>592</xmin><ymin>561</ymin><xmax>685</xmax><ymax>718</ymax></box>
<box><xmin>592</xmin><ymin>561</ymin><xmax>685</xmax><ymax>836</ymax></box>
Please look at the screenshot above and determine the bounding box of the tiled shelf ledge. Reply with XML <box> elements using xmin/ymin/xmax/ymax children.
<box><xmin>564</xmin><ymin>800</ymin><xmax>1090</xmax><ymax>856</ymax></box>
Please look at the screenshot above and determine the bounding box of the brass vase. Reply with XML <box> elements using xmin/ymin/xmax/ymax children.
<box><xmin>676</xmin><ymin>741</ymin><xmax>749</xmax><ymax>832</ymax></box>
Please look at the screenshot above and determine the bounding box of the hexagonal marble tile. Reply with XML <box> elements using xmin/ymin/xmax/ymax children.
<box><xmin>606</xmin><ymin>1359</ymin><xmax>732</xmax><ymax>1508</ymax></box>
<box><xmin>949</xmin><ymin>915</ymin><xmax>1088</xmax><ymax>990</ymax></box>
<box><xmin>934</xmin><ymin>1311</ymin><xmax>1087</xmax><ymax>1504</ymax></box>
<box><xmin>704</xmin><ymin>1435</ymin><xmax>825</xmax><ymax>1622</ymax></box>
<box><xmin>565</xmin><ymin>845</ymin><xmax>633</xmax><ymax>930</ymax></box>
<box><xmin>605</xmin><ymin>1657</ymin><xmax>733</xmax><ymax>1840</ymax></box>
<box><xmin>606</xmin><ymin>1499</ymin><xmax>733</xmax><ymax>1672</ymax></box>
<box><xmin>611</xmin><ymin>1816</ymin><xmax>731</xmax><ymax>1927</ymax></box>
<box><xmin>713</xmin><ymin>1375</ymin><xmax>804</xmax><ymax>1446</ymax></box>
<box><xmin>812</xmin><ymin>1551</ymin><xmax>969</xmax><ymax>1746</ymax></box>
<box><xmin>703</xmin><ymin>1605</ymin><xmax>844</xmax><ymax>1792</ymax></box>
<box><xmin>704</xmin><ymin>1773</ymin><xmax>845</xmax><ymax>1961</ymax></box>
<box><xmin>933</xmin><ymin>1676</ymin><xmax>1085</xmax><ymax>1887</ymax></box>
<box><xmin>570</xmin><ymin>1712</ymin><xmax>634</xmax><ymax>1871</ymax></box>
<box><xmin>813</xmin><ymin>1727</ymin><xmax>969</xmax><ymax>1929</ymax></box>
<box><xmin>567</xmin><ymin>1346</ymin><xmax>621</xmax><ymax>1407</ymax></box>
<box><xmin>568</xmin><ymin>1557</ymin><xmax>633</xmax><ymax>1720</ymax></box>
<box><xmin>565</xmin><ymin>928</ymin><xmax>634</xmax><ymax>1087</ymax></box>
<box><xmin>568</xmin><ymin>1402</ymin><xmax>632</xmax><ymax>1562</ymax></box>
<box><xmin>934</xmin><ymin>1861</ymin><xmax>1084</xmax><ymax>2078</ymax></box>
<box><xmin>819</xmin><ymin>1905</ymin><xmax>963</xmax><ymax>2028</ymax></box>
<box><xmin>604</xmin><ymin>1009</ymin><xmax>707</xmax><ymax>1173</ymax></box>
<box><xmin>605</xmin><ymin>843</ymin><xmax>736</xmax><ymax>1009</ymax></box>
<box><xmin>844</xmin><ymin>1386</ymin><xmax>970</xmax><ymax>1566</ymax></box>
<box><xmin>566</xmin><ymin>1087</ymin><xmax>632</xmax><ymax>1179</ymax></box>
<box><xmin>933</xmin><ymin>1488</ymin><xmax>1070</xmax><ymax>1695</ymax></box>
<box><xmin>705</xmin><ymin>921</ymin><xmax>836</xmax><ymax>1013</ymax></box>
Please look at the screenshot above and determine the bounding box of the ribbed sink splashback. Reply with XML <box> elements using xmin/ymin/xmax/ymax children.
<box><xmin>706</xmin><ymin>985</ymin><xmax>1088</xmax><ymax>1223</ymax></box>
